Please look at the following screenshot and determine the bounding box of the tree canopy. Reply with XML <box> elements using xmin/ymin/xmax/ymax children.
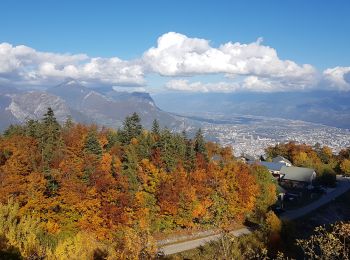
<box><xmin>0</xmin><ymin>109</ymin><xmax>278</xmax><ymax>258</ymax></box>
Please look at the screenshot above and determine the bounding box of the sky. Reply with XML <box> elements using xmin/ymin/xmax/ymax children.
<box><xmin>0</xmin><ymin>0</ymin><xmax>350</xmax><ymax>93</ymax></box>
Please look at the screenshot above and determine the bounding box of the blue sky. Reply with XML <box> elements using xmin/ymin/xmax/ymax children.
<box><xmin>1</xmin><ymin>0</ymin><xmax>350</xmax><ymax>92</ymax></box>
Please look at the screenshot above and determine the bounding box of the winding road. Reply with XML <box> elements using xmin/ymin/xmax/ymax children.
<box><xmin>159</xmin><ymin>228</ymin><xmax>251</xmax><ymax>256</ymax></box>
<box><xmin>158</xmin><ymin>176</ymin><xmax>350</xmax><ymax>255</ymax></box>
<box><xmin>280</xmin><ymin>175</ymin><xmax>350</xmax><ymax>220</ymax></box>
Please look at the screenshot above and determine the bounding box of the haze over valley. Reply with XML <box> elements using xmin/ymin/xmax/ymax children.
<box><xmin>1</xmin><ymin>80</ymin><xmax>350</xmax><ymax>159</ymax></box>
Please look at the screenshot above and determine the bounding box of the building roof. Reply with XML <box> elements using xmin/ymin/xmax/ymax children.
<box><xmin>272</xmin><ymin>156</ymin><xmax>292</xmax><ymax>165</ymax></box>
<box><xmin>260</xmin><ymin>161</ymin><xmax>285</xmax><ymax>171</ymax></box>
<box><xmin>250</xmin><ymin>161</ymin><xmax>285</xmax><ymax>171</ymax></box>
<box><xmin>280</xmin><ymin>166</ymin><xmax>315</xmax><ymax>183</ymax></box>
<box><xmin>211</xmin><ymin>154</ymin><xmax>222</xmax><ymax>161</ymax></box>
<box><xmin>241</xmin><ymin>154</ymin><xmax>256</xmax><ymax>161</ymax></box>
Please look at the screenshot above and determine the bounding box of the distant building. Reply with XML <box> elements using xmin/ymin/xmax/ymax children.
<box><xmin>239</xmin><ymin>154</ymin><xmax>256</xmax><ymax>163</ymax></box>
<box><xmin>211</xmin><ymin>154</ymin><xmax>222</xmax><ymax>162</ymax></box>
<box><xmin>248</xmin><ymin>161</ymin><xmax>285</xmax><ymax>179</ymax></box>
<box><xmin>211</xmin><ymin>154</ymin><xmax>226</xmax><ymax>165</ymax></box>
<box><xmin>260</xmin><ymin>162</ymin><xmax>285</xmax><ymax>179</ymax></box>
<box><xmin>279</xmin><ymin>166</ymin><xmax>316</xmax><ymax>189</ymax></box>
<box><xmin>272</xmin><ymin>156</ymin><xmax>292</xmax><ymax>167</ymax></box>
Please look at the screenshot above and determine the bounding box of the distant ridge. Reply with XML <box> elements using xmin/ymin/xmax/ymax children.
<box><xmin>0</xmin><ymin>81</ymin><xmax>183</xmax><ymax>131</ymax></box>
<box><xmin>153</xmin><ymin>91</ymin><xmax>350</xmax><ymax>129</ymax></box>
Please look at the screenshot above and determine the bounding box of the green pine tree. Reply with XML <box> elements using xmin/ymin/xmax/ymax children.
<box><xmin>151</xmin><ymin>119</ymin><xmax>160</xmax><ymax>136</ymax></box>
<box><xmin>63</xmin><ymin>115</ymin><xmax>74</xmax><ymax>129</ymax></box>
<box><xmin>194</xmin><ymin>129</ymin><xmax>207</xmax><ymax>155</ymax></box>
<box><xmin>160</xmin><ymin>128</ymin><xmax>177</xmax><ymax>172</ymax></box>
<box><xmin>25</xmin><ymin>119</ymin><xmax>41</xmax><ymax>138</ymax></box>
<box><xmin>137</xmin><ymin>132</ymin><xmax>153</xmax><ymax>160</ymax></box>
<box><xmin>40</xmin><ymin>107</ymin><xmax>62</xmax><ymax>165</ymax></box>
<box><xmin>111</xmin><ymin>156</ymin><xmax>117</xmax><ymax>177</ymax></box>
<box><xmin>3</xmin><ymin>124</ymin><xmax>25</xmax><ymax>137</ymax></box>
<box><xmin>43</xmin><ymin>107</ymin><xmax>60</xmax><ymax>128</ymax></box>
<box><xmin>120</xmin><ymin>112</ymin><xmax>143</xmax><ymax>144</ymax></box>
<box><xmin>40</xmin><ymin>108</ymin><xmax>63</xmax><ymax>196</ymax></box>
<box><xmin>84</xmin><ymin>130</ymin><xmax>102</xmax><ymax>157</ymax></box>
<box><xmin>121</xmin><ymin>147</ymin><xmax>140</xmax><ymax>194</ymax></box>
<box><xmin>185</xmin><ymin>139</ymin><xmax>196</xmax><ymax>172</ymax></box>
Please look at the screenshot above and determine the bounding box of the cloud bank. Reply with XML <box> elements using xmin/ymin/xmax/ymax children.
<box><xmin>0</xmin><ymin>42</ymin><xmax>144</xmax><ymax>87</ymax></box>
<box><xmin>0</xmin><ymin>32</ymin><xmax>349</xmax><ymax>92</ymax></box>
<box><xmin>323</xmin><ymin>66</ymin><xmax>350</xmax><ymax>91</ymax></box>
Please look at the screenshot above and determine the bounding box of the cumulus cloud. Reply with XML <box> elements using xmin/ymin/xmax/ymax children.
<box><xmin>323</xmin><ymin>66</ymin><xmax>350</xmax><ymax>91</ymax></box>
<box><xmin>142</xmin><ymin>32</ymin><xmax>323</xmax><ymax>92</ymax></box>
<box><xmin>0</xmin><ymin>42</ymin><xmax>144</xmax><ymax>87</ymax></box>
<box><xmin>143</xmin><ymin>32</ymin><xmax>317</xmax><ymax>82</ymax></box>
<box><xmin>0</xmin><ymin>33</ymin><xmax>349</xmax><ymax>92</ymax></box>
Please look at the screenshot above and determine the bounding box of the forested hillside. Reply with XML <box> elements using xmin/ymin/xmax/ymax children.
<box><xmin>0</xmin><ymin>108</ymin><xmax>276</xmax><ymax>259</ymax></box>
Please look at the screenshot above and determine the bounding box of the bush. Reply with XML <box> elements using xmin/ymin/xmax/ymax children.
<box><xmin>317</xmin><ymin>168</ymin><xmax>337</xmax><ymax>187</ymax></box>
<box><xmin>296</xmin><ymin>222</ymin><xmax>350</xmax><ymax>259</ymax></box>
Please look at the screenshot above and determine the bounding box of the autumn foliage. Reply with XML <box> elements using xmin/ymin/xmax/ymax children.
<box><xmin>0</xmin><ymin>110</ymin><xmax>276</xmax><ymax>259</ymax></box>
<box><xmin>265</xmin><ymin>141</ymin><xmax>350</xmax><ymax>186</ymax></box>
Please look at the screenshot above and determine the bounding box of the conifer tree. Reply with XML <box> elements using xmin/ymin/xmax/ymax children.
<box><xmin>40</xmin><ymin>108</ymin><xmax>62</xmax><ymax>196</ymax></box>
<box><xmin>3</xmin><ymin>124</ymin><xmax>25</xmax><ymax>137</ymax></box>
<box><xmin>84</xmin><ymin>130</ymin><xmax>102</xmax><ymax>157</ymax></box>
<box><xmin>120</xmin><ymin>112</ymin><xmax>143</xmax><ymax>144</ymax></box>
<box><xmin>185</xmin><ymin>139</ymin><xmax>196</xmax><ymax>172</ymax></box>
<box><xmin>63</xmin><ymin>115</ymin><xmax>74</xmax><ymax>129</ymax></box>
<box><xmin>43</xmin><ymin>107</ymin><xmax>59</xmax><ymax>127</ymax></box>
<box><xmin>41</xmin><ymin>107</ymin><xmax>61</xmax><ymax>163</ymax></box>
<box><xmin>111</xmin><ymin>156</ymin><xmax>117</xmax><ymax>177</ymax></box>
<box><xmin>174</xmin><ymin>133</ymin><xmax>186</xmax><ymax>163</ymax></box>
<box><xmin>180</xmin><ymin>130</ymin><xmax>195</xmax><ymax>171</ymax></box>
<box><xmin>121</xmin><ymin>146</ymin><xmax>140</xmax><ymax>193</ymax></box>
<box><xmin>137</xmin><ymin>132</ymin><xmax>153</xmax><ymax>160</ymax></box>
<box><xmin>181</xmin><ymin>130</ymin><xmax>187</xmax><ymax>140</ymax></box>
<box><xmin>151</xmin><ymin>119</ymin><xmax>160</xmax><ymax>136</ymax></box>
<box><xmin>194</xmin><ymin>128</ymin><xmax>207</xmax><ymax>158</ymax></box>
<box><xmin>25</xmin><ymin>119</ymin><xmax>41</xmax><ymax>138</ymax></box>
<box><xmin>159</xmin><ymin>128</ymin><xmax>177</xmax><ymax>172</ymax></box>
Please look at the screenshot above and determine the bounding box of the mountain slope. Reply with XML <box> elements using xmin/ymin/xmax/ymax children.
<box><xmin>153</xmin><ymin>91</ymin><xmax>350</xmax><ymax>129</ymax></box>
<box><xmin>0</xmin><ymin>81</ymin><xmax>183</xmax><ymax>132</ymax></box>
<box><xmin>0</xmin><ymin>94</ymin><xmax>19</xmax><ymax>131</ymax></box>
<box><xmin>48</xmin><ymin>80</ymin><xmax>181</xmax><ymax>128</ymax></box>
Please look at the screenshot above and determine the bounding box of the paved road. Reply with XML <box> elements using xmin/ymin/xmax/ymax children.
<box><xmin>158</xmin><ymin>176</ymin><xmax>350</xmax><ymax>255</ymax></box>
<box><xmin>159</xmin><ymin>228</ymin><xmax>251</xmax><ymax>256</ymax></box>
<box><xmin>280</xmin><ymin>176</ymin><xmax>350</xmax><ymax>221</ymax></box>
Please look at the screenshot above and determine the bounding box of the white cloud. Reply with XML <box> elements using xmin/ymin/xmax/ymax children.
<box><xmin>0</xmin><ymin>33</ymin><xmax>349</xmax><ymax>92</ymax></box>
<box><xmin>143</xmin><ymin>32</ymin><xmax>323</xmax><ymax>92</ymax></box>
<box><xmin>0</xmin><ymin>42</ymin><xmax>144</xmax><ymax>87</ymax></box>
<box><xmin>323</xmin><ymin>66</ymin><xmax>350</xmax><ymax>91</ymax></box>
<box><xmin>143</xmin><ymin>32</ymin><xmax>317</xmax><ymax>84</ymax></box>
<box><xmin>165</xmin><ymin>76</ymin><xmax>316</xmax><ymax>93</ymax></box>
<box><xmin>165</xmin><ymin>79</ymin><xmax>240</xmax><ymax>93</ymax></box>
<box><xmin>112</xmin><ymin>86</ymin><xmax>147</xmax><ymax>93</ymax></box>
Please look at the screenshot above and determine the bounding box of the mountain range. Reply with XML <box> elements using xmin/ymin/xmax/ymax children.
<box><xmin>1</xmin><ymin>82</ymin><xmax>350</xmax><ymax>132</ymax></box>
<box><xmin>0</xmin><ymin>80</ymin><xmax>182</xmax><ymax>132</ymax></box>
<box><xmin>153</xmin><ymin>91</ymin><xmax>350</xmax><ymax>129</ymax></box>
